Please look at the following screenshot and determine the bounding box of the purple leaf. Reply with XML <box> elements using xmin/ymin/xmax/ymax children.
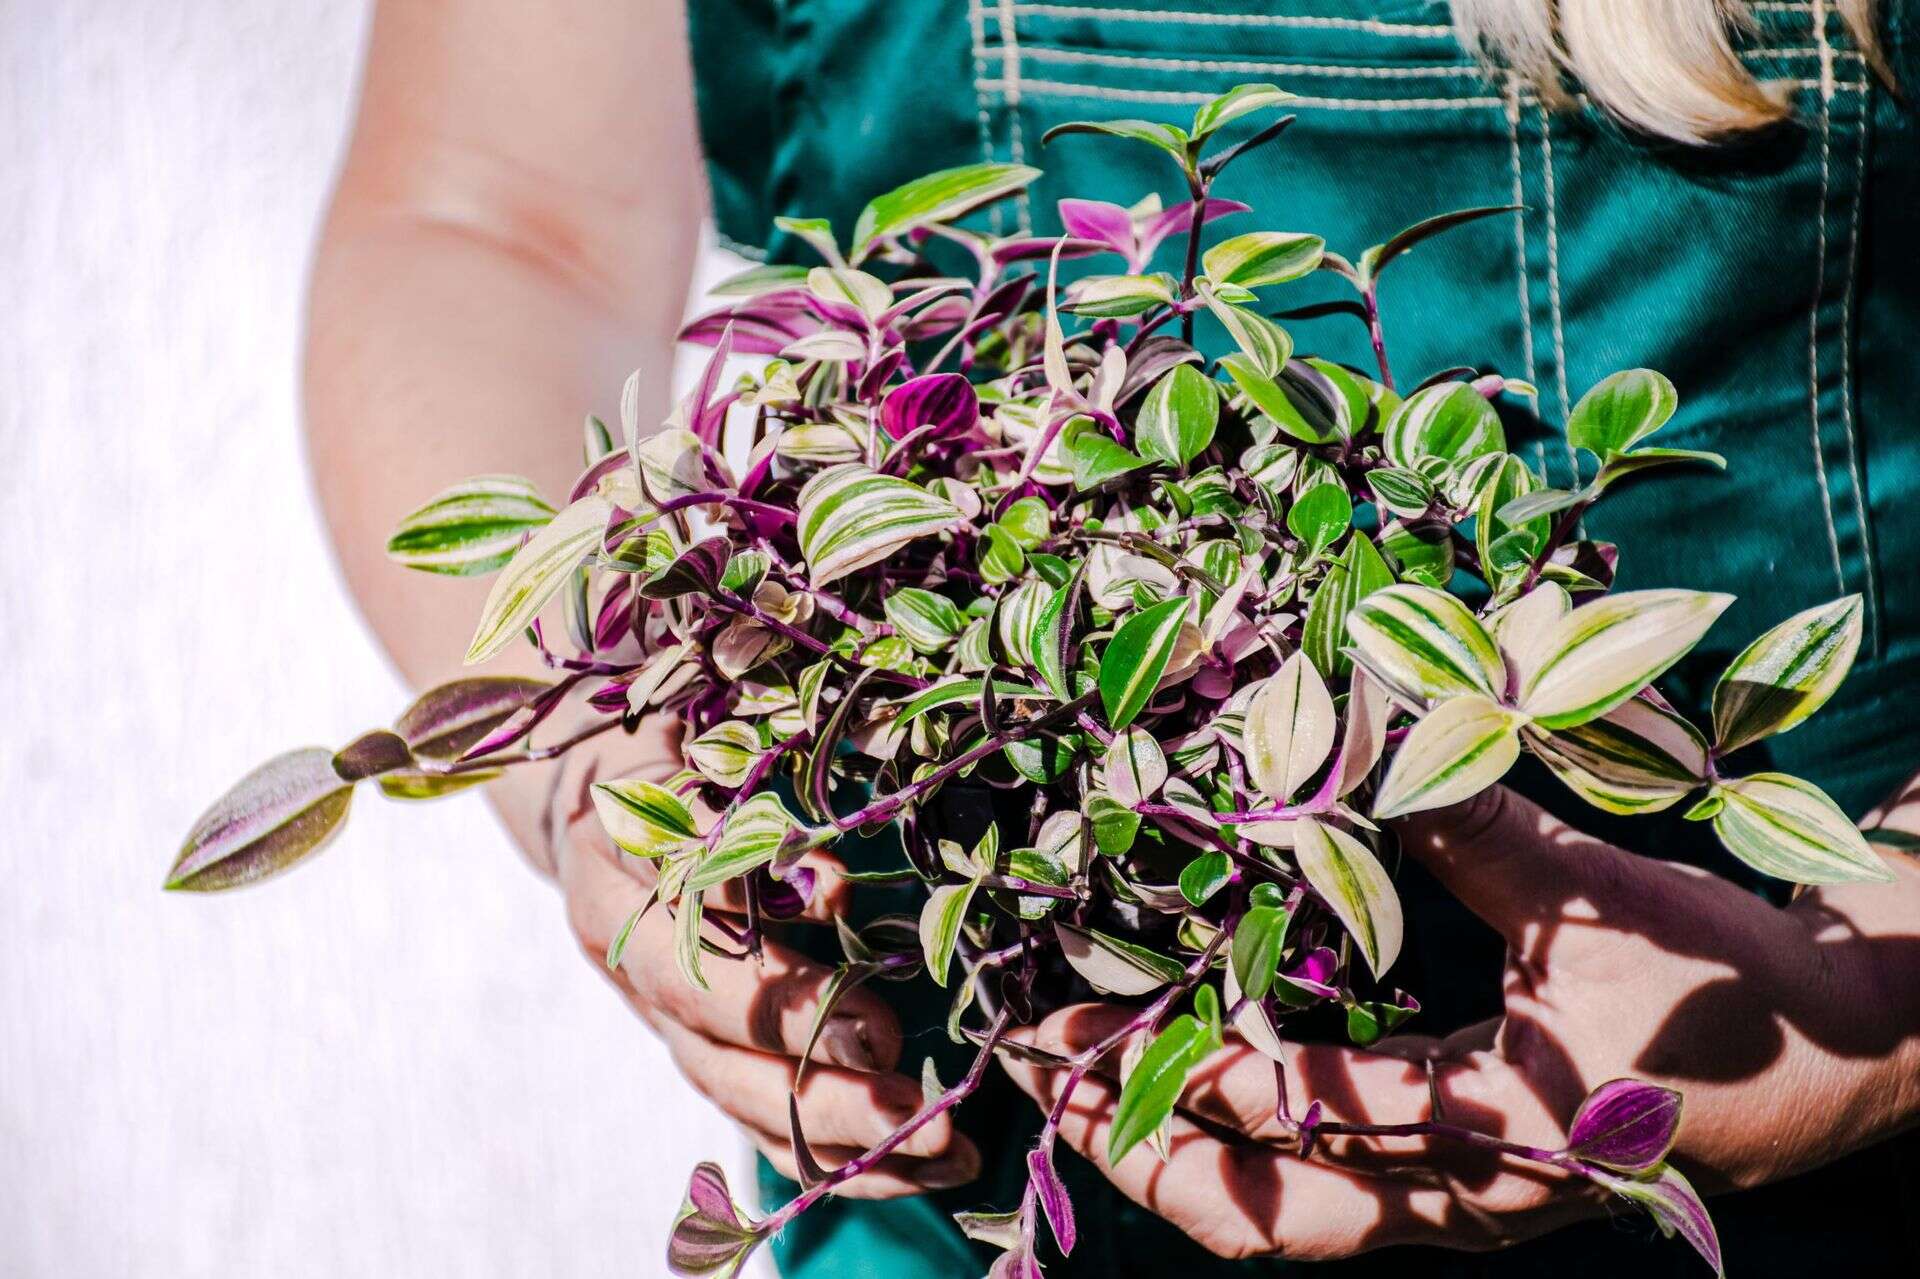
<box><xmin>167</xmin><ymin>748</ymin><xmax>354</xmax><ymax>891</ymax></box>
<box><xmin>1027</xmin><ymin>1145</ymin><xmax>1077</xmax><ymax>1254</ymax></box>
<box><xmin>1592</xmin><ymin>1164</ymin><xmax>1723</xmax><ymax>1277</ymax></box>
<box><xmin>679</xmin><ymin>324</ymin><xmax>736</xmax><ymax>446</ymax></box>
<box><xmin>788</xmin><ymin>1094</ymin><xmax>831</xmax><ymax>1189</ymax></box>
<box><xmin>1137</xmin><ymin>197</ymin><xmax>1251</xmax><ymax>264</ymax></box>
<box><xmin>392</xmin><ymin>676</ymin><xmax>551</xmax><ymax>762</ymax></box>
<box><xmin>331</xmin><ymin>729</ymin><xmax>413</xmax><ymax>782</ymax></box>
<box><xmin>641</xmin><ymin>535</ymin><xmax>732</xmax><ymax>601</ymax></box>
<box><xmin>1566</xmin><ymin>1078</ymin><xmax>1683</xmax><ymax>1172</ymax></box>
<box><xmin>992</xmin><ymin>235</ymin><xmax>1111</xmax><ymax>265</ymax></box>
<box><xmin>667</xmin><ymin>1162</ymin><xmax>766</xmax><ymax>1278</ymax></box>
<box><xmin>987</xmin><ymin>1247</ymin><xmax>1045</xmax><ymax>1279</ymax></box>
<box><xmin>1297</xmin><ymin>1099</ymin><xmax>1326</xmax><ymax>1159</ymax></box>
<box><xmin>679</xmin><ymin>293</ymin><xmax>817</xmax><ymax>354</ymax></box>
<box><xmin>457</xmin><ymin>677</ymin><xmax>574</xmax><ymax>760</ymax></box>
<box><xmin>881</xmin><ymin>373</ymin><xmax>979</xmax><ymax>441</ymax></box>
<box><xmin>1057</xmin><ymin>197</ymin><xmax>1134</xmax><ymax>251</ymax></box>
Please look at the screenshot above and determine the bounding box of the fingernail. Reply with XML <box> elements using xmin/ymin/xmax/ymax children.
<box><xmin>820</xmin><ymin>1016</ymin><xmax>877</xmax><ymax>1071</ymax></box>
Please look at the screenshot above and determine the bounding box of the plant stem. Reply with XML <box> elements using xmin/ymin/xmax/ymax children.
<box><xmin>1361</xmin><ymin>282</ymin><xmax>1394</xmax><ymax>390</ymax></box>
<box><xmin>1179</xmin><ymin>172</ymin><xmax>1210</xmax><ymax>347</ymax></box>
<box><xmin>1313</xmin><ymin>1118</ymin><xmax>1570</xmax><ymax>1170</ymax></box>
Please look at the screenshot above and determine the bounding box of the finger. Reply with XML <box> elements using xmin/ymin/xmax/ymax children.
<box><xmin>751</xmin><ymin>1126</ymin><xmax>982</xmax><ymax>1200</ymax></box>
<box><xmin>643</xmin><ymin>1010</ymin><xmax>959</xmax><ymax>1158</ymax></box>
<box><xmin>1391</xmin><ymin>784</ymin><xmax>1662</xmax><ymax>951</ymax></box>
<box><xmin>562</xmin><ymin>829</ymin><xmax>903</xmax><ymax>1070</ymax></box>
<box><xmin>1000</xmin><ymin>1047</ymin><xmax>1436</xmax><ymax>1260</ymax></box>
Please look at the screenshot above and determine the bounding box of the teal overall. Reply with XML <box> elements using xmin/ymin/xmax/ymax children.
<box><xmin>687</xmin><ymin>2</ymin><xmax>1920</xmax><ymax>1273</ymax></box>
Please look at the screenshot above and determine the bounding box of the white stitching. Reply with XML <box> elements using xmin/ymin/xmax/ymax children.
<box><xmin>998</xmin><ymin>0</ymin><xmax>1033</xmax><ymax>234</ymax></box>
<box><xmin>968</xmin><ymin>0</ymin><xmax>1002</xmax><ymax>235</ymax></box>
<box><xmin>1013</xmin><ymin>44</ymin><xmax>1479</xmax><ymax>78</ymax></box>
<box><xmin>1503</xmin><ymin>88</ymin><xmax>1542</xmax><ymax>452</ymax></box>
<box><xmin>1806</xmin><ymin>0</ymin><xmax>1848</xmax><ymax>594</ymax></box>
<box><xmin>1008</xmin><ymin>3</ymin><xmax>1452</xmax><ymax>37</ymax></box>
<box><xmin>978</xmin><ymin>77</ymin><xmax>1503</xmax><ymax>109</ymax></box>
<box><xmin>1838</xmin><ymin>58</ymin><xmax>1879</xmax><ymax>648</ymax></box>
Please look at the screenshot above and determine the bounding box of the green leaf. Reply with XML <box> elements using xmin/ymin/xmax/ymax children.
<box><xmin>1243</xmin><ymin>651</ymin><xmax>1336</xmax><ymax>802</ymax></box>
<box><xmin>1031</xmin><ymin>570</ymin><xmax>1085</xmax><ymax>701</ymax></box>
<box><xmin>1593</xmin><ymin>447</ymin><xmax>1727</xmax><ymax>490</ymax></box>
<box><xmin>920</xmin><ymin>872</ymin><xmax>986</xmax><ymax>987</ymax></box>
<box><xmin>1378</xmin><ymin>519</ymin><xmax>1454</xmax><ymax>590</ymax></box>
<box><xmin>1286</xmin><ymin>483</ymin><xmax>1353</xmax><ymax>559</ymax></box>
<box><xmin>1519</xmin><ymin>590</ymin><xmax>1734</xmax><ymax>730</ymax></box>
<box><xmin>896</xmin><ymin>676</ymin><xmax>1049</xmax><ymax>725</ymax></box>
<box><xmin>1220</xmin><ymin>354</ymin><xmax>1336</xmax><ymax>445</ymax></box>
<box><xmin>1292</xmin><ymin>817</ymin><xmax>1403</xmax><ymax>978</ymax></box>
<box><xmin>166</xmin><ymin>748</ymin><xmax>354</xmax><ymax>891</ymax></box>
<box><xmin>1063</xmin><ymin>272</ymin><xmax>1178</xmax><ymax>318</ymax></box>
<box><xmin>591</xmin><ymin>779</ymin><xmax>701</xmax><ymax>858</ymax></box>
<box><xmin>1191</xmin><ymin>83</ymin><xmax>1298</xmax><ymax>139</ymax></box>
<box><xmin>884</xmin><ymin>587</ymin><xmax>968</xmax><ymax>654</ymax></box>
<box><xmin>1368</xmin><ymin>467</ymin><xmax>1435</xmax><ymax>520</ymax></box>
<box><xmin>1099</xmin><ymin>598</ymin><xmax>1190</xmax><ymax>730</ymax></box>
<box><xmin>1712</xmin><ymin>596</ymin><xmax>1863</xmax><ymax>753</ymax></box>
<box><xmin>1526</xmin><ymin>695</ymin><xmax>1708</xmax><ymax>815</ymax></box>
<box><xmin>1055</xmin><ymin>920</ymin><xmax>1187</xmax><ymax>995</ymax></box>
<box><xmin>1382</xmin><ymin>382</ymin><xmax>1505</xmax><ymax>469</ymax></box>
<box><xmin>385</xmin><ymin>475</ymin><xmax>555</xmax><ymax>576</ymax></box>
<box><xmin>709</xmin><ymin>262</ymin><xmax>812</xmax><ymax>296</ymax></box>
<box><xmin>1087</xmin><ymin>790</ymin><xmax>1142</xmax><ymax>855</ymax></box>
<box><xmin>640</xmin><ymin>534</ymin><xmax>732</xmax><ymax>600</ymax></box>
<box><xmin>1359</xmin><ymin>205</ymin><xmax>1517</xmax><ymax>282</ymax></box>
<box><xmin>978</xmin><ymin>522</ymin><xmax>1027</xmax><ymax>585</ymax></box>
<box><xmin>1000</xmin><ymin>496</ymin><xmax>1052</xmax><ymax>549</ymax></box>
<box><xmin>1200</xmin><ymin>288</ymin><xmax>1293</xmax><ymax>375</ymax></box>
<box><xmin>464</xmin><ymin>494</ymin><xmax>611</xmax><ymax>663</ymax></box>
<box><xmin>1108</xmin><ymin>1012</ymin><xmax>1219</xmax><ymax>1164</ymax></box>
<box><xmin>1230</xmin><ymin>901</ymin><xmax>1291</xmax><ymax>999</ymax></box>
<box><xmin>1178</xmin><ymin>851</ymin><xmax>1233</xmax><ymax>906</ymax></box>
<box><xmin>1040</xmin><ymin>118</ymin><xmax>1191</xmax><ymax>163</ymax></box>
<box><xmin>1063</xmin><ymin>416</ymin><xmax>1148</xmax><ymax>490</ymax></box>
<box><xmin>796</xmin><ymin>464</ymin><xmax>963</xmax><ymax>586</ymax></box>
<box><xmin>686</xmin><ymin>792</ymin><xmax>805</xmax><ymax>893</ymax></box>
<box><xmin>1711</xmin><ymin>773</ymin><xmax>1891</xmax><ymax>884</ymax></box>
<box><xmin>773</xmin><ymin>214</ymin><xmax>844</xmax><ymax>266</ymax></box>
<box><xmin>1203</xmin><ymin>231</ymin><xmax>1325</xmax><ymax>290</ymax></box>
<box><xmin>605</xmin><ymin>901</ymin><xmax>648</xmax><ymax>971</ymax></box>
<box><xmin>720</xmin><ymin>550</ymin><xmax>771</xmax><ymax>596</ymax></box>
<box><xmin>1347</xmin><ymin>584</ymin><xmax>1506</xmax><ymax>707</ymax></box>
<box><xmin>849</xmin><ymin>162</ymin><xmax>1041</xmax><ymax>262</ymax></box>
<box><xmin>1304</xmin><ymin>531</ymin><xmax>1397</xmax><ymax>677</ymax></box>
<box><xmin>1567</xmin><ymin>368</ymin><xmax>1678</xmax><ymax>458</ymax></box>
<box><xmin>1372</xmin><ymin>694</ymin><xmax>1525</xmax><ymax>821</ymax></box>
<box><xmin>1135</xmin><ymin>364</ymin><xmax>1220</xmax><ymax>469</ymax></box>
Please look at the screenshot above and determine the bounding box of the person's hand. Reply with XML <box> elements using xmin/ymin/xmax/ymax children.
<box><xmin>538</xmin><ymin>720</ymin><xmax>981</xmax><ymax>1199</ymax></box>
<box><xmin>1002</xmin><ymin>783</ymin><xmax>1920</xmax><ymax>1259</ymax></box>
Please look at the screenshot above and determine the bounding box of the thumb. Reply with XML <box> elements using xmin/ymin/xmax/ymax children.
<box><xmin>1391</xmin><ymin>784</ymin><xmax>1649</xmax><ymax>952</ymax></box>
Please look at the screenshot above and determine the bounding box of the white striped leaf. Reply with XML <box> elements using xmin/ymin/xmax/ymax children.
<box><xmin>1712</xmin><ymin>596</ymin><xmax>1863</xmax><ymax>753</ymax></box>
<box><xmin>1098</xmin><ymin>597</ymin><xmax>1189</xmax><ymax>730</ymax></box>
<box><xmin>806</xmin><ymin>266</ymin><xmax>892</xmax><ymax>320</ymax></box>
<box><xmin>1202</xmin><ymin>232</ymin><xmax>1325</xmax><ymax>290</ymax></box>
<box><xmin>1567</xmin><ymin>368</ymin><xmax>1677</xmax><ymax>458</ymax></box>
<box><xmin>1372</xmin><ymin>694</ymin><xmax>1525</xmax><ymax>820</ymax></box>
<box><xmin>464</xmin><ymin>494</ymin><xmax>611</xmax><ymax>663</ymax></box>
<box><xmin>1711</xmin><ymin>773</ymin><xmax>1891</xmax><ymax>884</ymax></box>
<box><xmin>686</xmin><ymin>792</ymin><xmax>805</xmax><ymax>893</ymax></box>
<box><xmin>1382</xmin><ymin>382</ymin><xmax>1505</xmax><ymax>469</ymax></box>
<box><xmin>1526</xmin><ymin>695</ymin><xmax>1708</xmax><ymax>815</ymax></box>
<box><xmin>1293</xmin><ymin>817</ymin><xmax>1402</xmax><ymax>978</ymax></box>
<box><xmin>1134</xmin><ymin>363</ymin><xmax>1219</xmax><ymax>468</ymax></box>
<box><xmin>1491</xmin><ymin>583</ymin><xmax>1571</xmax><ymax>692</ymax></box>
<box><xmin>995</xmin><ymin>579</ymin><xmax>1053</xmax><ymax>668</ymax></box>
<box><xmin>1519</xmin><ymin>590</ymin><xmax>1733</xmax><ymax>730</ymax></box>
<box><xmin>633</xmin><ymin>428</ymin><xmax>711</xmax><ymax>504</ymax></box>
<box><xmin>1334</xmin><ymin>663</ymin><xmax>1393</xmax><ymax>797</ymax></box>
<box><xmin>883</xmin><ymin>587</ymin><xmax>967</xmax><ymax>654</ymax></box>
<box><xmin>1346</xmin><ymin>584</ymin><xmax>1505</xmax><ymax>707</ymax></box>
<box><xmin>674</xmin><ymin>889</ymin><xmax>709</xmax><ymax>989</ymax></box>
<box><xmin>686</xmin><ymin>721</ymin><xmax>765</xmax><ymax>788</ymax></box>
<box><xmin>1242</xmin><ymin>652</ymin><xmax>1336</xmax><ymax>802</ymax></box>
<box><xmin>921</xmin><ymin>871</ymin><xmax>986</xmax><ymax>988</ymax></box>
<box><xmin>167</xmin><ymin>748</ymin><xmax>354</xmax><ymax>891</ymax></box>
<box><xmin>1055</xmin><ymin>921</ymin><xmax>1186</xmax><ymax>996</ymax></box>
<box><xmin>1103</xmin><ymin>728</ymin><xmax>1168</xmax><ymax>807</ymax></box>
<box><xmin>1063</xmin><ymin>272</ymin><xmax>1178</xmax><ymax>319</ymax></box>
<box><xmin>591</xmin><ymin>778</ymin><xmax>700</xmax><ymax>858</ymax></box>
<box><xmin>386</xmin><ymin>475</ymin><xmax>555</xmax><ymax>576</ymax></box>
<box><xmin>797</xmin><ymin>464</ymin><xmax>963</xmax><ymax>586</ymax></box>
<box><xmin>1191</xmin><ymin>83</ymin><xmax>1297</xmax><ymax>139</ymax></box>
<box><xmin>1201</xmin><ymin>285</ymin><xmax>1293</xmax><ymax>375</ymax></box>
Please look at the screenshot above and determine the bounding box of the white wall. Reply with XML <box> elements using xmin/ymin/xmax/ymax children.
<box><xmin>0</xmin><ymin>4</ymin><xmax>761</xmax><ymax>1275</ymax></box>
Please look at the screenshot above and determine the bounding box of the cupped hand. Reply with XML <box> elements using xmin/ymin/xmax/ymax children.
<box><xmin>537</xmin><ymin>721</ymin><xmax>980</xmax><ymax>1199</ymax></box>
<box><xmin>1003</xmin><ymin>783</ymin><xmax>1920</xmax><ymax>1259</ymax></box>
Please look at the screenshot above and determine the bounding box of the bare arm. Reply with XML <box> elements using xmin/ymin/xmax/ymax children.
<box><xmin>306</xmin><ymin>0</ymin><xmax>701</xmax><ymax>845</ymax></box>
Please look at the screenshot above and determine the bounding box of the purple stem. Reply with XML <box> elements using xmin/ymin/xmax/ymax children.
<box><xmin>1361</xmin><ymin>283</ymin><xmax>1395</xmax><ymax>391</ymax></box>
<box><xmin>441</xmin><ymin>715</ymin><xmax>625</xmax><ymax>775</ymax></box>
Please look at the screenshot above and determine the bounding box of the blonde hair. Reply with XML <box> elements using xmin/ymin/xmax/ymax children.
<box><xmin>1450</xmin><ymin>0</ymin><xmax>1890</xmax><ymax>144</ymax></box>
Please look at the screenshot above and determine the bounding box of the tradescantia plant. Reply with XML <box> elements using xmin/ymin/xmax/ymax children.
<box><xmin>172</xmin><ymin>84</ymin><xmax>1891</xmax><ymax>1277</ymax></box>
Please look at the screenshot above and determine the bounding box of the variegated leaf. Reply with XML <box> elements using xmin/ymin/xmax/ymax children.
<box><xmin>796</xmin><ymin>464</ymin><xmax>963</xmax><ymax>586</ymax></box>
<box><xmin>1346</xmin><ymin>584</ymin><xmax>1505</xmax><ymax>707</ymax></box>
<box><xmin>806</xmin><ymin>266</ymin><xmax>892</xmax><ymax>320</ymax></box>
<box><xmin>1098</xmin><ymin>597</ymin><xmax>1189</xmax><ymax>731</ymax></box>
<box><xmin>464</xmin><ymin>494</ymin><xmax>611</xmax><ymax>663</ymax></box>
<box><xmin>591</xmin><ymin>778</ymin><xmax>701</xmax><ymax>858</ymax></box>
<box><xmin>921</xmin><ymin>872</ymin><xmax>986</xmax><ymax>987</ymax></box>
<box><xmin>883</xmin><ymin>586</ymin><xmax>967</xmax><ymax>654</ymax></box>
<box><xmin>1711</xmin><ymin>773</ymin><xmax>1891</xmax><ymax>884</ymax></box>
<box><xmin>1712</xmin><ymin>595</ymin><xmax>1863</xmax><ymax>753</ymax></box>
<box><xmin>1334</xmin><ymin>663</ymin><xmax>1393</xmax><ymax>797</ymax></box>
<box><xmin>1202</xmin><ymin>231</ymin><xmax>1325</xmax><ymax>290</ymax></box>
<box><xmin>633</xmin><ymin>428</ymin><xmax>711</xmax><ymax>504</ymax></box>
<box><xmin>1134</xmin><ymin>363</ymin><xmax>1219</xmax><ymax>469</ymax></box>
<box><xmin>686</xmin><ymin>721</ymin><xmax>765</xmax><ymax>788</ymax></box>
<box><xmin>686</xmin><ymin>792</ymin><xmax>805</xmax><ymax>893</ymax></box>
<box><xmin>849</xmin><ymin>161</ymin><xmax>1041</xmax><ymax>262</ymax></box>
<box><xmin>1372</xmin><ymin>694</ymin><xmax>1525</xmax><ymax>820</ymax></box>
<box><xmin>385</xmin><ymin>475</ymin><xmax>554</xmax><ymax>576</ymax></box>
<box><xmin>167</xmin><ymin>748</ymin><xmax>354</xmax><ymax>891</ymax></box>
<box><xmin>995</xmin><ymin>579</ymin><xmax>1052</xmax><ymax>669</ymax></box>
<box><xmin>1063</xmin><ymin>272</ymin><xmax>1178</xmax><ymax>318</ymax></box>
<box><xmin>1382</xmin><ymin>382</ymin><xmax>1504</xmax><ymax>469</ymax></box>
<box><xmin>1567</xmin><ymin>368</ymin><xmax>1677</xmax><ymax>458</ymax></box>
<box><xmin>1201</xmin><ymin>285</ymin><xmax>1293</xmax><ymax>375</ymax></box>
<box><xmin>1242</xmin><ymin>652</ymin><xmax>1335</xmax><ymax>802</ymax></box>
<box><xmin>393</xmin><ymin>676</ymin><xmax>551</xmax><ymax>761</ymax></box>
<box><xmin>1055</xmin><ymin>921</ymin><xmax>1186</xmax><ymax>996</ymax></box>
<box><xmin>1103</xmin><ymin>728</ymin><xmax>1168</xmax><ymax>806</ymax></box>
<box><xmin>1190</xmin><ymin>82</ymin><xmax>1297</xmax><ymax>138</ymax></box>
<box><xmin>1292</xmin><ymin>817</ymin><xmax>1402</xmax><ymax>978</ymax></box>
<box><xmin>675</xmin><ymin>889</ymin><xmax>709</xmax><ymax>989</ymax></box>
<box><xmin>1525</xmin><ymin>695</ymin><xmax>1708</xmax><ymax>815</ymax></box>
<box><xmin>1490</xmin><ymin>583</ymin><xmax>1570</xmax><ymax>692</ymax></box>
<box><xmin>1519</xmin><ymin>590</ymin><xmax>1733</xmax><ymax>730</ymax></box>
